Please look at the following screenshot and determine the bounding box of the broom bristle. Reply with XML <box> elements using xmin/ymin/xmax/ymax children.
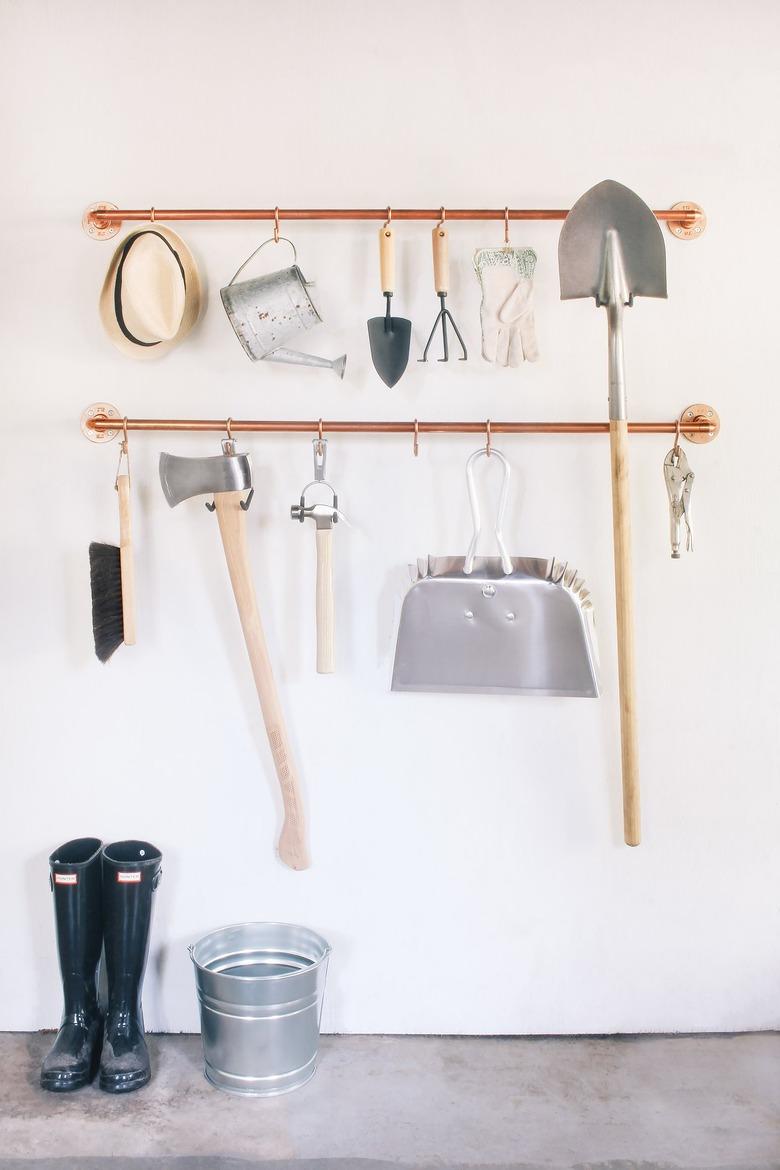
<box><xmin>89</xmin><ymin>542</ymin><xmax>124</xmax><ymax>663</ymax></box>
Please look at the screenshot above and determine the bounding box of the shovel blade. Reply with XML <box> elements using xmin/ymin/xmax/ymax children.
<box><xmin>367</xmin><ymin>315</ymin><xmax>411</xmax><ymax>388</ymax></box>
<box><xmin>559</xmin><ymin>180</ymin><xmax>667</xmax><ymax>303</ymax></box>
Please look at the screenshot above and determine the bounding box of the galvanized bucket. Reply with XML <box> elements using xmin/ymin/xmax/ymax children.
<box><xmin>220</xmin><ymin>237</ymin><xmax>321</xmax><ymax>361</ymax></box>
<box><xmin>189</xmin><ymin>921</ymin><xmax>331</xmax><ymax>1097</ymax></box>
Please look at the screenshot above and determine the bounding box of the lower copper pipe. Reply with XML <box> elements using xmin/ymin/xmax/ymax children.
<box><xmin>87</xmin><ymin>417</ymin><xmax>715</xmax><ymax>437</ymax></box>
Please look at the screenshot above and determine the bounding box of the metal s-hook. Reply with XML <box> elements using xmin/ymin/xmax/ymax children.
<box><xmin>413</xmin><ymin>418</ymin><xmax>419</xmax><ymax>457</ymax></box>
<box><xmin>317</xmin><ymin>418</ymin><xmax>324</xmax><ymax>457</ymax></box>
<box><xmin>485</xmin><ymin>419</ymin><xmax>492</xmax><ymax>456</ymax></box>
<box><xmin>273</xmin><ymin>207</ymin><xmax>280</xmax><ymax>244</ymax></box>
<box><xmin>383</xmin><ymin>205</ymin><xmax>392</xmax><ymax>231</ymax></box>
<box><xmin>504</xmin><ymin>206</ymin><xmax>510</xmax><ymax>246</ymax></box>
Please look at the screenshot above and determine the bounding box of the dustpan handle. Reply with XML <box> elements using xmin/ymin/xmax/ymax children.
<box><xmin>463</xmin><ymin>448</ymin><xmax>513</xmax><ymax>576</ymax></box>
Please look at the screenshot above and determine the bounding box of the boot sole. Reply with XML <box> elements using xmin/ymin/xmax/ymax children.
<box><xmin>40</xmin><ymin>1071</ymin><xmax>92</xmax><ymax>1092</ymax></box>
<box><xmin>99</xmin><ymin>1069</ymin><xmax>151</xmax><ymax>1094</ymax></box>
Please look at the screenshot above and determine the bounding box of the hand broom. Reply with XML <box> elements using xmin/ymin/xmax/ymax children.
<box><xmin>89</xmin><ymin>433</ymin><xmax>136</xmax><ymax>662</ymax></box>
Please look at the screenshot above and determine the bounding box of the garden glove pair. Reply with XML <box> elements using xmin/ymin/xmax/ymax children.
<box><xmin>474</xmin><ymin>246</ymin><xmax>539</xmax><ymax>366</ymax></box>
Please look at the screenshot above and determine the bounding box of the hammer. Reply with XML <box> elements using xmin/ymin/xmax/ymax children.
<box><xmin>160</xmin><ymin>439</ymin><xmax>309</xmax><ymax>871</ymax></box>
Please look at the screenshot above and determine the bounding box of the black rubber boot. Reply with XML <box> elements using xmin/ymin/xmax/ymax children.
<box><xmin>40</xmin><ymin>838</ymin><xmax>104</xmax><ymax>1092</ymax></box>
<box><xmin>99</xmin><ymin>840</ymin><xmax>162</xmax><ymax>1093</ymax></box>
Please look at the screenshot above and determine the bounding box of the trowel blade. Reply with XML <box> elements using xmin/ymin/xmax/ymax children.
<box><xmin>367</xmin><ymin>315</ymin><xmax>411</xmax><ymax>388</ymax></box>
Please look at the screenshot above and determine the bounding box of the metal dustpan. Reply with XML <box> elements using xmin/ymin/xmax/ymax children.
<box><xmin>392</xmin><ymin>449</ymin><xmax>599</xmax><ymax>697</ymax></box>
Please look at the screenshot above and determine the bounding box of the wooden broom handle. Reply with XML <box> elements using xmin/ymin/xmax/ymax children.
<box><xmin>214</xmin><ymin>491</ymin><xmax>310</xmax><ymax>870</ymax></box>
<box><xmin>610</xmin><ymin>421</ymin><xmax>640</xmax><ymax>846</ymax></box>
<box><xmin>315</xmin><ymin>527</ymin><xmax>335</xmax><ymax>675</ymax></box>
<box><xmin>117</xmin><ymin>474</ymin><xmax>136</xmax><ymax>646</ymax></box>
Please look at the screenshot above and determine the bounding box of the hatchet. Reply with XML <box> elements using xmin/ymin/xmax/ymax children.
<box><xmin>160</xmin><ymin>439</ymin><xmax>309</xmax><ymax>870</ymax></box>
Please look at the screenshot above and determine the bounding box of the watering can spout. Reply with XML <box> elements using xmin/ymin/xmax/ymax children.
<box><xmin>263</xmin><ymin>347</ymin><xmax>347</xmax><ymax>380</ymax></box>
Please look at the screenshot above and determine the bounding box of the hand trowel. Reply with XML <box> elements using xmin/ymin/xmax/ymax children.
<box><xmin>367</xmin><ymin>220</ymin><xmax>411</xmax><ymax>387</ymax></box>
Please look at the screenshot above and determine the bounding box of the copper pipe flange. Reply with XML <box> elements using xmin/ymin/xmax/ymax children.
<box><xmin>81</xmin><ymin>402</ymin><xmax>121</xmax><ymax>442</ymax></box>
<box><xmin>681</xmin><ymin>403</ymin><xmax>720</xmax><ymax>444</ymax></box>
<box><xmin>82</xmin><ymin>202</ymin><xmax>121</xmax><ymax>240</ymax></box>
<box><xmin>667</xmin><ymin>201</ymin><xmax>707</xmax><ymax>240</ymax></box>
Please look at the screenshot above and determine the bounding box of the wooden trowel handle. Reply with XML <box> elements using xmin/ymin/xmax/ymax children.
<box><xmin>315</xmin><ymin>527</ymin><xmax>335</xmax><ymax>675</ymax></box>
<box><xmin>610</xmin><ymin>421</ymin><xmax>640</xmax><ymax>846</ymax></box>
<box><xmin>432</xmin><ymin>224</ymin><xmax>449</xmax><ymax>294</ymax></box>
<box><xmin>379</xmin><ymin>224</ymin><xmax>395</xmax><ymax>295</ymax></box>
<box><xmin>117</xmin><ymin>474</ymin><xmax>136</xmax><ymax>646</ymax></box>
<box><xmin>214</xmin><ymin>491</ymin><xmax>310</xmax><ymax>870</ymax></box>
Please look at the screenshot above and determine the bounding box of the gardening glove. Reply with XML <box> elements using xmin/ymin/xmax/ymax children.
<box><xmin>474</xmin><ymin>247</ymin><xmax>539</xmax><ymax>366</ymax></box>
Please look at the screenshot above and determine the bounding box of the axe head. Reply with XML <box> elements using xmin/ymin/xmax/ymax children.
<box><xmin>159</xmin><ymin>440</ymin><xmax>252</xmax><ymax>507</ymax></box>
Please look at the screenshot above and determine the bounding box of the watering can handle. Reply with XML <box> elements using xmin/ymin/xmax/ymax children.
<box><xmin>228</xmin><ymin>236</ymin><xmax>298</xmax><ymax>286</ymax></box>
<box><xmin>463</xmin><ymin>448</ymin><xmax>513</xmax><ymax>576</ymax></box>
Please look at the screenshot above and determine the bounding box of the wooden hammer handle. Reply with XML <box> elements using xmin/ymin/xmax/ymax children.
<box><xmin>214</xmin><ymin>491</ymin><xmax>310</xmax><ymax>870</ymax></box>
<box><xmin>315</xmin><ymin>527</ymin><xmax>335</xmax><ymax>674</ymax></box>
<box><xmin>610</xmin><ymin>420</ymin><xmax>640</xmax><ymax>846</ymax></box>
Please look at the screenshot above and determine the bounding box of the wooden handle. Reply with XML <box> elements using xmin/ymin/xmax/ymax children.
<box><xmin>315</xmin><ymin>527</ymin><xmax>335</xmax><ymax>674</ymax></box>
<box><xmin>379</xmin><ymin>224</ymin><xmax>395</xmax><ymax>294</ymax></box>
<box><xmin>116</xmin><ymin>474</ymin><xmax>136</xmax><ymax>646</ymax></box>
<box><xmin>214</xmin><ymin>491</ymin><xmax>310</xmax><ymax>870</ymax></box>
<box><xmin>432</xmin><ymin>224</ymin><xmax>449</xmax><ymax>294</ymax></box>
<box><xmin>609</xmin><ymin>421</ymin><xmax>640</xmax><ymax>846</ymax></box>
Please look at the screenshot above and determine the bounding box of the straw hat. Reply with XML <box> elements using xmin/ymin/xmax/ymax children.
<box><xmin>99</xmin><ymin>225</ymin><xmax>202</xmax><ymax>359</ymax></box>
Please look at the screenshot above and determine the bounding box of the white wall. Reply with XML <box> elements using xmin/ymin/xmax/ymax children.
<box><xmin>1</xmin><ymin>0</ymin><xmax>778</xmax><ymax>1035</ymax></box>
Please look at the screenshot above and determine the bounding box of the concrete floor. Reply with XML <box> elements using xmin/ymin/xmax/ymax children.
<box><xmin>0</xmin><ymin>1033</ymin><xmax>778</xmax><ymax>1169</ymax></box>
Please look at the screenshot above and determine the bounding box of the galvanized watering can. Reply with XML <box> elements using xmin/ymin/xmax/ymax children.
<box><xmin>220</xmin><ymin>237</ymin><xmax>346</xmax><ymax>378</ymax></box>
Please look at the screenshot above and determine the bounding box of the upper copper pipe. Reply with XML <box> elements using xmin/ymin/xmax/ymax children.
<box><xmin>87</xmin><ymin>417</ymin><xmax>715</xmax><ymax>436</ymax></box>
<box><xmin>87</xmin><ymin>206</ymin><xmax>702</xmax><ymax>227</ymax></box>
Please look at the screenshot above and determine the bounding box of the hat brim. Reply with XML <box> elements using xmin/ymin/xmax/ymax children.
<box><xmin>99</xmin><ymin>225</ymin><xmax>202</xmax><ymax>360</ymax></box>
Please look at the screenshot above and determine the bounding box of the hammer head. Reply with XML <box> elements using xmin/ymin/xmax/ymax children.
<box><xmin>159</xmin><ymin>439</ymin><xmax>252</xmax><ymax>507</ymax></box>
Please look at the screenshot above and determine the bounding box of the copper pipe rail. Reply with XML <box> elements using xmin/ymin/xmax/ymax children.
<box><xmin>84</xmin><ymin>203</ymin><xmax>704</xmax><ymax>235</ymax></box>
<box><xmin>84</xmin><ymin>413</ymin><xmax>719</xmax><ymax>441</ymax></box>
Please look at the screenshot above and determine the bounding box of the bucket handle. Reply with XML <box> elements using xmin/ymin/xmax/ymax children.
<box><xmin>228</xmin><ymin>236</ymin><xmax>298</xmax><ymax>286</ymax></box>
<box><xmin>463</xmin><ymin>448</ymin><xmax>513</xmax><ymax>576</ymax></box>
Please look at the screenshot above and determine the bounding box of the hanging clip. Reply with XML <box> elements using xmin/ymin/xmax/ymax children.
<box><xmin>313</xmin><ymin>433</ymin><xmax>328</xmax><ymax>481</ymax></box>
<box><xmin>664</xmin><ymin>423</ymin><xmax>695</xmax><ymax>558</ymax></box>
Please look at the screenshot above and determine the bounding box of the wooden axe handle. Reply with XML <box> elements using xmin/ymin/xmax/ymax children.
<box><xmin>214</xmin><ymin>491</ymin><xmax>310</xmax><ymax>870</ymax></box>
<box><xmin>610</xmin><ymin>421</ymin><xmax>640</xmax><ymax>846</ymax></box>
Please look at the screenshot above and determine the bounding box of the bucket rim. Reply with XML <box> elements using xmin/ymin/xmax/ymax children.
<box><xmin>189</xmin><ymin>920</ymin><xmax>332</xmax><ymax>982</ymax></box>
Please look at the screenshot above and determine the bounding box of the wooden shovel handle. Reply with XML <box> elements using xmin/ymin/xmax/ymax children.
<box><xmin>214</xmin><ymin>491</ymin><xmax>310</xmax><ymax>870</ymax></box>
<box><xmin>117</xmin><ymin>474</ymin><xmax>136</xmax><ymax>646</ymax></box>
<box><xmin>315</xmin><ymin>527</ymin><xmax>335</xmax><ymax>675</ymax></box>
<box><xmin>432</xmin><ymin>224</ymin><xmax>449</xmax><ymax>294</ymax></box>
<box><xmin>610</xmin><ymin>421</ymin><xmax>640</xmax><ymax>846</ymax></box>
<box><xmin>379</xmin><ymin>224</ymin><xmax>395</xmax><ymax>295</ymax></box>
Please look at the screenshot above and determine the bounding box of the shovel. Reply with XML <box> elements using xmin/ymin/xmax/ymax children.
<box><xmin>367</xmin><ymin>222</ymin><xmax>411</xmax><ymax>387</ymax></box>
<box><xmin>558</xmin><ymin>180</ymin><xmax>667</xmax><ymax>846</ymax></box>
